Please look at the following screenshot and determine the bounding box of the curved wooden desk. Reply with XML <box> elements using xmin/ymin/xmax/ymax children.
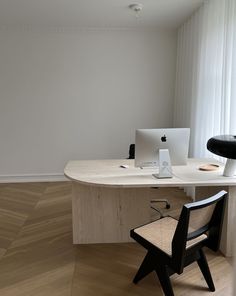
<box><xmin>64</xmin><ymin>158</ymin><xmax>236</xmax><ymax>256</ymax></box>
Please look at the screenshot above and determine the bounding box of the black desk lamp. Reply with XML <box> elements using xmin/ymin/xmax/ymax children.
<box><xmin>207</xmin><ymin>135</ymin><xmax>236</xmax><ymax>177</ymax></box>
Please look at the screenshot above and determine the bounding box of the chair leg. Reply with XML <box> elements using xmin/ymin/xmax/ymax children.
<box><xmin>151</xmin><ymin>198</ymin><xmax>170</xmax><ymax>209</ymax></box>
<box><xmin>197</xmin><ymin>249</ymin><xmax>215</xmax><ymax>292</ymax></box>
<box><xmin>155</xmin><ymin>265</ymin><xmax>174</xmax><ymax>296</ymax></box>
<box><xmin>133</xmin><ymin>252</ymin><xmax>155</xmax><ymax>284</ymax></box>
<box><xmin>150</xmin><ymin>206</ymin><xmax>163</xmax><ymax>218</ymax></box>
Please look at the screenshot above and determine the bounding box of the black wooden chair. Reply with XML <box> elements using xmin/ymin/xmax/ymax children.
<box><xmin>130</xmin><ymin>190</ymin><xmax>227</xmax><ymax>296</ymax></box>
<box><xmin>128</xmin><ymin>144</ymin><xmax>170</xmax><ymax>216</ymax></box>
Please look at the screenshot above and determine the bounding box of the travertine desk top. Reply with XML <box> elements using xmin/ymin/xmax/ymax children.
<box><xmin>64</xmin><ymin>158</ymin><xmax>236</xmax><ymax>188</ymax></box>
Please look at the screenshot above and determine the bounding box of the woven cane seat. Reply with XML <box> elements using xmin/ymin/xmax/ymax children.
<box><xmin>134</xmin><ymin>217</ymin><xmax>207</xmax><ymax>256</ymax></box>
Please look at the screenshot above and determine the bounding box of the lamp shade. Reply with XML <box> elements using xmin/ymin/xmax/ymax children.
<box><xmin>207</xmin><ymin>135</ymin><xmax>236</xmax><ymax>159</ymax></box>
<box><xmin>207</xmin><ymin>135</ymin><xmax>236</xmax><ymax>177</ymax></box>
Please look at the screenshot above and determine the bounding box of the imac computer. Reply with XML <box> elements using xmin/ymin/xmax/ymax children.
<box><xmin>134</xmin><ymin>128</ymin><xmax>190</xmax><ymax>169</ymax></box>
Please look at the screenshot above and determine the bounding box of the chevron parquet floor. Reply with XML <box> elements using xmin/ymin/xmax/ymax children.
<box><xmin>0</xmin><ymin>183</ymin><xmax>233</xmax><ymax>296</ymax></box>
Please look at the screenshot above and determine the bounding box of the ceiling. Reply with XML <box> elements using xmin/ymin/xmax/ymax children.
<box><xmin>0</xmin><ymin>0</ymin><xmax>205</xmax><ymax>29</ymax></box>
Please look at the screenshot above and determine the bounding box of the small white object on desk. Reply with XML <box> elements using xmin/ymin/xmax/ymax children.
<box><xmin>120</xmin><ymin>165</ymin><xmax>129</xmax><ymax>168</ymax></box>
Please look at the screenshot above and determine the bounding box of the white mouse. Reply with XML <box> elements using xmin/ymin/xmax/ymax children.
<box><xmin>120</xmin><ymin>165</ymin><xmax>129</xmax><ymax>168</ymax></box>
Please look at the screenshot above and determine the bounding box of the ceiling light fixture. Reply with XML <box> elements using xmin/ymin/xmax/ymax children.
<box><xmin>129</xmin><ymin>3</ymin><xmax>143</xmax><ymax>18</ymax></box>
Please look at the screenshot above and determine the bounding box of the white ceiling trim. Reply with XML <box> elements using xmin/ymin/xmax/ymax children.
<box><xmin>0</xmin><ymin>25</ymin><xmax>177</xmax><ymax>34</ymax></box>
<box><xmin>0</xmin><ymin>0</ymin><xmax>205</xmax><ymax>29</ymax></box>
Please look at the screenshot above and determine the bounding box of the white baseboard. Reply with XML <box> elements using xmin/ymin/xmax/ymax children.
<box><xmin>0</xmin><ymin>173</ymin><xmax>69</xmax><ymax>183</ymax></box>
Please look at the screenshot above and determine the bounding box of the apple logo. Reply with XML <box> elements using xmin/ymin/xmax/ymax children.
<box><xmin>161</xmin><ymin>135</ymin><xmax>167</xmax><ymax>142</ymax></box>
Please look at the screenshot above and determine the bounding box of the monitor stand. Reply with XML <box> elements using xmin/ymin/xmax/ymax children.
<box><xmin>153</xmin><ymin>149</ymin><xmax>173</xmax><ymax>179</ymax></box>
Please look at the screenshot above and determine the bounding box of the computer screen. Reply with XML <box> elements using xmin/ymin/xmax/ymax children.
<box><xmin>135</xmin><ymin>128</ymin><xmax>190</xmax><ymax>168</ymax></box>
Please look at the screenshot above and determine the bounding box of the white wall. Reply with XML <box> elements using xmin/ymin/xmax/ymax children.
<box><xmin>0</xmin><ymin>27</ymin><xmax>177</xmax><ymax>180</ymax></box>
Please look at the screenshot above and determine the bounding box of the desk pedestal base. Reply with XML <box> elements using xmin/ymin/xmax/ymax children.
<box><xmin>72</xmin><ymin>183</ymin><xmax>150</xmax><ymax>244</ymax></box>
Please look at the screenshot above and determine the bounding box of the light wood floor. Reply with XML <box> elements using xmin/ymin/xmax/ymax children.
<box><xmin>0</xmin><ymin>183</ymin><xmax>233</xmax><ymax>296</ymax></box>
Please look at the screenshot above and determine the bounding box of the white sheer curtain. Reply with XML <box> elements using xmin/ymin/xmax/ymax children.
<box><xmin>174</xmin><ymin>0</ymin><xmax>236</xmax><ymax>158</ymax></box>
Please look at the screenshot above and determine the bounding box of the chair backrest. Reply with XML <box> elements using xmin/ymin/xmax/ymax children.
<box><xmin>128</xmin><ymin>144</ymin><xmax>135</xmax><ymax>159</ymax></box>
<box><xmin>172</xmin><ymin>190</ymin><xmax>227</xmax><ymax>273</ymax></box>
